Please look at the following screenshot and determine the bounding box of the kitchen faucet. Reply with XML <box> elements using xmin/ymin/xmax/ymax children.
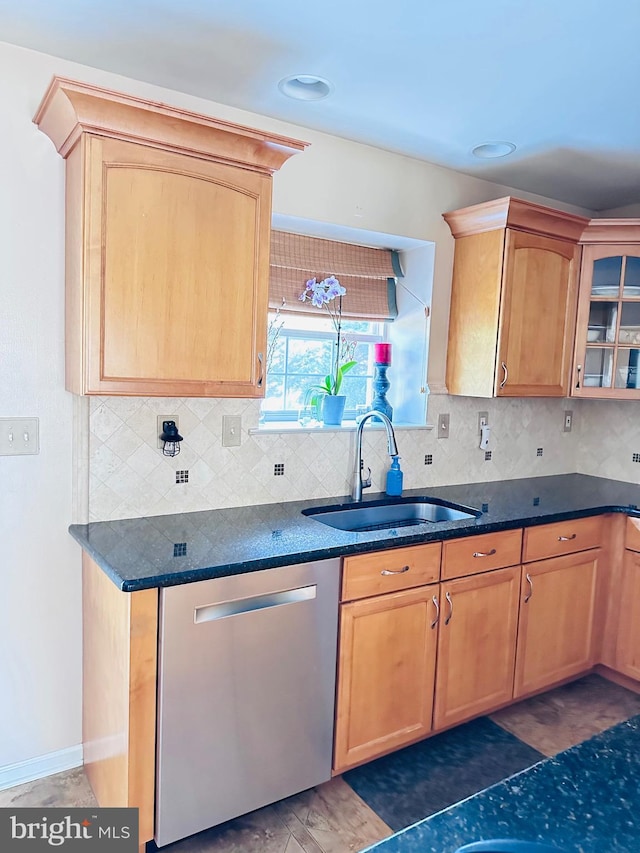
<box><xmin>352</xmin><ymin>410</ymin><xmax>398</xmax><ymax>501</ymax></box>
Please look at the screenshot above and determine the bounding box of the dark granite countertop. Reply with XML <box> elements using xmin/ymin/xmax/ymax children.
<box><xmin>69</xmin><ymin>473</ymin><xmax>640</xmax><ymax>591</ymax></box>
<box><xmin>362</xmin><ymin>713</ymin><xmax>640</xmax><ymax>853</ymax></box>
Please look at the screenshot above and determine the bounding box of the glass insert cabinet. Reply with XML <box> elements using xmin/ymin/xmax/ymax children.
<box><xmin>574</xmin><ymin>235</ymin><xmax>640</xmax><ymax>399</ymax></box>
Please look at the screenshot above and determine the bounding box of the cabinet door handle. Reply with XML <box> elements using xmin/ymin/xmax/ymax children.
<box><xmin>558</xmin><ymin>533</ymin><xmax>577</xmax><ymax>541</ymax></box>
<box><xmin>500</xmin><ymin>362</ymin><xmax>508</xmax><ymax>388</ymax></box>
<box><xmin>431</xmin><ymin>595</ymin><xmax>440</xmax><ymax>629</ymax></box>
<box><xmin>381</xmin><ymin>564</ymin><xmax>410</xmax><ymax>576</ymax></box>
<box><xmin>576</xmin><ymin>364</ymin><xmax>582</xmax><ymax>389</ymax></box>
<box><xmin>444</xmin><ymin>591</ymin><xmax>453</xmax><ymax>625</ymax></box>
<box><xmin>257</xmin><ymin>352</ymin><xmax>264</xmax><ymax>387</ymax></box>
<box><xmin>524</xmin><ymin>572</ymin><xmax>533</xmax><ymax>603</ymax></box>
<box><xmin>473</xmin><ymin>548</ymin><xmax>497</xmax><ymax>558</ymax></box>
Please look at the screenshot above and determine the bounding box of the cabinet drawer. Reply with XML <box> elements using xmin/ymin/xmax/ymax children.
<box><xmin>341</xmin><ymin>543</ymin><xmax>441</xmax><ymax>601</ymax></box>
<box><xmin>625</xmin><ymin>516</ymin><xmax>640</xmax><ymax>553</ymax></box>
<box><xmin>441</xmin><ymin>529</ymin><xmax>522</xmax><ymax>580</ymax></box>
<box><xmin>523</xmin><ymin>516</ymin><xmax>603</xmax><ymax>562</ymax></box>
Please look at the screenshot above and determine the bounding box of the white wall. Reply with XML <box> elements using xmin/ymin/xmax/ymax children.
<box><xmin>0</xmin><ymin>58</ymin><xmax>81</xmax><ymax>774</ymax></box>
<box><xmin>0</xmin><ymin>36</ymin><xmax>622</xmax><ymax>781</ymax></box>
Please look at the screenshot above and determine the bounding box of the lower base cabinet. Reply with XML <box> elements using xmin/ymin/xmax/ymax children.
<box><xmin>433</xmin><ymin>567</ymin><xmax>521</xmax><ymax>730</ymax></box>
<box><xmin>614</xmin><ymin>549</ymin><xmax>640</xmax><ymax>680</ymax></box>
<box><xmin>333</xmin><ymin>586</ymin><xmax>439</xmax><ymax>773</ymax></box>
<box><xmin>334</xmin><ymin>524</ymin><xmax>605</xmax><ymax>774</ymax></box>
<box><xmin>514</xmin><ymin>550</ymin><xmax>599</xmax><ymax>698</ymax></box>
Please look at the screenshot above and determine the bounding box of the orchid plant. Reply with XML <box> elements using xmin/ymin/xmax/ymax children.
<box><xmin>299</xmin><ymin>275</ymin><xmax>357</xmax><ymax>396</ymax></box>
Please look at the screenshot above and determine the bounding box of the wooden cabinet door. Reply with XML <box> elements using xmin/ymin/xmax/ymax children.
<box><xmin>615</xmin><ymin>550</ymin><xmax>640</xmax><ymax>680</ymax></box>
<box><xmin>514</xmin><ymin>550</ymin><xmax>599</xmax><ymax>697</ymax></box>
<box><xmin>496</xmin><ymin>230</ymin><xmax>579</xmax><ymax>397</ymax></box>
<box><xmin>333</xmin><ymin>586</ymin><xmax>438</xmax><ymax>773</ymax></box>
<box><xmin>572</xmin><ymin>243</ymin><xmax>640</xmax><ymax>400</ymax></box>
<box><xmin>70</xmin><ymin>135</ymin><xmax>270</xmax><ymax>396</ymax></box>
<box><xmin>433</xmin><ymin>567</ymin><xmax>520</xmax><ymax>731</ymax></box>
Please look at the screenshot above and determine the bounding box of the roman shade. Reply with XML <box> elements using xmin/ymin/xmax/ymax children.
<box><xmin>269</xmin><ymin>230</ymin><xmax>402</xmax><ymax>321</ymax></box>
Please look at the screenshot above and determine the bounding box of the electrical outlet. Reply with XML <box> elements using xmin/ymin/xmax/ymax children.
<box><xmin>564</xmin><ymin>410</ymin><xmax>573</xmax><ymax>432</ymax></box>
<box><xmin>478</xmin><ymin>411</ymin><xmax>489</xmax><ymax>434</ymax></box>
<box><xmin>222</xmin><ymin>415</ymin><xmax>242</xmax><ymax>447</ymax></box>
<box><xmin>438</xmin><ymin>413</ymin><xmax>450</xmax><ymax>439</ymax></box>
<box><xmin>157</xmin><ymin>415</ymin><xmax>179</xmax><ymax>449</ymax></box>
<box><xmin>0</xmin><ymin>417</ymin><xmax>39</xmax><ymax>455</ymax></box>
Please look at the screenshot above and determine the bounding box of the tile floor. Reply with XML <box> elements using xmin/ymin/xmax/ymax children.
<box><xmin>2</xmin><ymin>674</ymin><xmax>639</xmax><ymax>853</ymax></box>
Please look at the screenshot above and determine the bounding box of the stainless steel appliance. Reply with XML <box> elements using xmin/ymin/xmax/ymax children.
<box><xmin>155</xmin><ymin>558</ymin><xmax>341</xmax><ymax>847</ymax></box>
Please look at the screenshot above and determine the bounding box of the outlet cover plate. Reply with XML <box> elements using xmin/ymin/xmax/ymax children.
<box><xmin>438</xmin><ymin>413</ymin><xmax>450</xmax><ymax>439</ymax></box>
<box><xmin>222</xmin><ymin>415</ymin><xmax>242</xmax><ymax>447</ymax></box>
<box><xmin>478</xmin><ymin>411</ymin><xmax>489</xmax><ymax>434</ymax></box>
<box><xmin>564</xmin><ymin>410</ymin><xmax>573</xmax><ymax>432</ymax></box>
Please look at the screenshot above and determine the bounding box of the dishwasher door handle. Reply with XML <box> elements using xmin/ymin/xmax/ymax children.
<box><xmin>194</xmin><ymin>585</ymin><xmax>317</xmax><ymax>623</ymax></box>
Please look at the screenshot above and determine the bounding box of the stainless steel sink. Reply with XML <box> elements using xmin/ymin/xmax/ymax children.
<box><xmin>302</xmin><ymin>497</ymin><xmax>481</xmax><ymax>532</ymax></box>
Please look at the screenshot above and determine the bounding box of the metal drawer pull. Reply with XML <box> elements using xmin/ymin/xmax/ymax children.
<box><xmin>473</xmin><ymin>548</ymin><xmax>497</xmax><ymax>558</ymax></box>
<box><xmin>194</xmin><ymin>585</ymin><xmax>316</xmax><ymax>623</ymax></box>
<box><xmin>381</xmin><ymin>564</ymin><xmax>410</xmax><ymax>575</ymax></box>
<box><xmin>524</xmin><ymin>573</ymin><xmax>533</xmax><ymax>603</ymax></box>
<box><xmin>431</xmin><ymin>595</ymin><xmax>440</xmax><ymax>629</ymax></box>
<box><xmin>500</xmin><ymin>361</ymin><xmax>508</xmax><ymax>388</ymax></box>
<box><xmin>558</xmin><ymin>533</ymin><xmax>577</xmax><ymax>541</ymax></box>
<box><xmin>444</xmin><ymin>591</ymin><xmax>453</xmax><ymax>625</ymax></box>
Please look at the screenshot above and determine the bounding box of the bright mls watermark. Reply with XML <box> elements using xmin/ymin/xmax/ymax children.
<box><xmin>0</xmin><ymin>808</ymin><xmax>138</xmax><ymax>850</ymax></box>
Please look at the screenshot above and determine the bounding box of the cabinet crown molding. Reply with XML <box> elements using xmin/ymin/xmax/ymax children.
<box><xmin>580</xmin><ymin>218</ymin><xmax>640</xmax><ymax>244</ymax></box>
<box><xmin>34</xmin><ymin>76</ymin><xmax>308</xmax><ymax>172</ymax></box>
<box><xmin>443</xmin><ymin>196</ymin><xmax>589</xmax><ymax>243</ymax></box>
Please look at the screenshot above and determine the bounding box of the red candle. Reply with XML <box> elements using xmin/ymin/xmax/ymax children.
<box><xmin>374</xmin><ymin>343</ymin><xmax>392</xmax><ymax>365</ymax></box>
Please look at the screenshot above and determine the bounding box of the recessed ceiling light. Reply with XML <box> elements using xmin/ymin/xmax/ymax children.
<box><xmin>278</xmin><ymin>75</ymin><xmax>333</xmax><ymax>101</ymax></box>
<box><xmin>471</xmin><ymin>141</ymin><xmax>517</xmax><ymax>159</ymax></box>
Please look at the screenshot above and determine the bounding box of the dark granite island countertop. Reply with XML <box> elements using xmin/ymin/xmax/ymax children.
<box><xmin>361</xmin><ymin>714</ymin><xmax>640</xmax><ymax>853</ymax></box>
<box><xmin>69</xmin><ymin>473</ymin><xmax>640</xmax><ymax>591</ymax></box>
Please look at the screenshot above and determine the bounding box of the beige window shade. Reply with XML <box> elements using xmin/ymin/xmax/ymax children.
<box><xmin>269</xmin><ymin>230</ymin><xmax>401</xmax><ymax>321</ymax></box>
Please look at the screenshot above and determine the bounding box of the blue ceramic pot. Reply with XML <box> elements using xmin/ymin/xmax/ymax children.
<box><xmin>322</xmin><ymin>395</ymin><xmax>347</xmax><ymax>426</ymax></box>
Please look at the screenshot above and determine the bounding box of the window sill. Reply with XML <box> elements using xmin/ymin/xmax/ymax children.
<box><xmin>251</xmin><ymin>420</ymin><xmax>435</xmax><ymax>435</ymax></box>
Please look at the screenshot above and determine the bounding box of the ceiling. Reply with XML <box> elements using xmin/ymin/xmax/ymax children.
<box><xmin>3</xmin><ymin>0</ymin><xmax>640</xmax><ymax>212</ymax></box>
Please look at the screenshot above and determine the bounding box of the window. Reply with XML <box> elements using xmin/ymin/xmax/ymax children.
<box><xmin>263</xmin><ymin>313</ymin><xmax>386</xmax><ymax>422</ymax></box>
<box><xmin>260</xmin><ymin>222</ymin><xmax>434</xmax><ymax>429</ymax></box>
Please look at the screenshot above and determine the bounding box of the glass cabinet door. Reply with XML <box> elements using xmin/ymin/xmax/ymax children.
<box><xmin>576</xmin><ymin>246</ymin><xmax>640</xmax><ymax>396</ymax></box>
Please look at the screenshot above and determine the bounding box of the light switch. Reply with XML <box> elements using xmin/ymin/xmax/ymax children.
<box><xmin>222</xmin><ymin>415</ymin><xmax>242</xmax><ymax>447</ymax></box>
<box><xmin>0</xmin><ymin>417</ymin><xmax>39</xmax><ymax>455</ymax></box>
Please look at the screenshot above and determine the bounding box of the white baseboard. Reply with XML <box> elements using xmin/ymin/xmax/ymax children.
<box><xmin>0</xmin><ymin>745</ymin><xmax>83</xmax><ymax>792</ymax></box>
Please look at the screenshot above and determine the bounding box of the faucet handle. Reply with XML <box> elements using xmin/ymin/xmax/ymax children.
<box><xmin>362</xmin><ymin>467</ymin><xmax>372</xmax><ymax>489</ymax></box>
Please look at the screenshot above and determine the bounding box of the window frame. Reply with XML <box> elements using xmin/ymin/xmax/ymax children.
<box><xmin>262</xmin><ymin>314</ymin><xmax>386</xmax><ymax>423</ymax></box>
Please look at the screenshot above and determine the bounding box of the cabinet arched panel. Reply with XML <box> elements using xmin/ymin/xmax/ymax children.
<box><xmin>497</xmin><ymin>232</ymin><xmax>579</xmax><ymax>397</ymax></box>
<box><xmin>82</xmin><ymin>136</ymin><xmax>270</xmax><ymax>396</ymax></box>
<box><xmin>99</xmin><ymin>158</ymin><xmax>263</xmax><ymax>387</ymax></box>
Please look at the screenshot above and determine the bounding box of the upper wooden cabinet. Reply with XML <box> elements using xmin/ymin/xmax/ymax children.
<box><xmin>572</xmin><ymin>220</ymin><xmax>640</xmax><ymax>399</ymax></box>
<box><xmin>34</xmin><ymin>78</ymin><xmax>307</xmax><ymax>396</ymax></box>
<box><xmin>444</xmin><ymin>197</ymin><xmax>588</xmax><ymax>398</ymax></box>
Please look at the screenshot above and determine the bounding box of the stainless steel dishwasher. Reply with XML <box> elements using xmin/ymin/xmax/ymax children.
<box><xmin>155</xmin><ymin>558</ymin><xmax>341</xmax><ymax>847</ymax></box>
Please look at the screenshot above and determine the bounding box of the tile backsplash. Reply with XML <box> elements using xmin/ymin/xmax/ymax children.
<box><xmin>84</xmin><ymin>394</ymin><xmax>596</xmax><ymax>522</ymax></box>
<box><xmin>575</xmin><ymin>399</ymin><xmax>640</xmax><ymax>481</ymax></box>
